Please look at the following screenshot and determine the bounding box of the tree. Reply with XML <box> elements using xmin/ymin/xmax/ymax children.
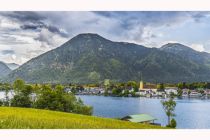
<box><xmin>127</xmin><ymin>81</ymin><xmax>138</xmax><ymax>92</ymax></box>
<box><xmin>10</xmin><ymin>81</ymin><xmax>33</xmax><ymax>108</ymax></box>
<box><xmin>177</xmin><ymin>88</ymin><xmax>182</xmax><ymax>97</ymax></box>
<box><xmin>4</xmin><ymin>90</ymin><xmax>10</xmax><ymax>106</ymax></box>
<box><xmin>157</xmin><ymin>83</ymin><xmax>165</xmax><ymax>91</ymax></box>
<box><xmin>177</xmin><ymin>82</ymin><xmax>186</xmax><ymax>89</ymax></box>
<box><xmin>161</xmin><ymin>98</ymin><xmax>176</xmax><ymax>127</ymax></box>
<box><xmin>13</xmin><ymin>79</ymin><xmax>25</xmax><ymax>94</ymax></box>
<box><xmin>22</xmin><ymin>85</ymin><xmax>33</xmax><ymax>96</ymax></box>
<box><xmin>10</xmin><ymin>94</ymin><xmax>32</xmax><ymax>107</ymax></box>
<box><xmin>206</xmin><ymin>82</ymin><xmax>210</xmax><ymax>89</ymax></box>
<box><xmin>169</xmin><ymin>92</ymin><xmax>175</xmax><ymax>98</ymax></box>
<box><xmin>34</xmin><ymin>84</ymin><xmax>93</xmax><ymax>115</ymax></box>
<box><xmin>104</xmin><ymin>79</ymin><xmax>110</xmax><ymax>89</ymax></box>
<box><xmin>170</xmin><ymin>118</ymin><xmax>177</xmax><ymax>128</ymax></box>
<box><xmin>112</xmin><ymin>87</ymin><xmax>122</xmax><ymax>96</ymax></box>
<box><xmin>0</xmin><ymin>100</ymin><xmax>3</xmax><ymax>106</ymax></box>
<box><xmin>72</xmin><ymin>98</ymin><xmax>93</xmax><ymax>115</ymax></box>
<box><xmin>3</xmin><ymin>84</ymin><xmax>11</xmax><ymax>106</ymax></box>
<box><xmin>123</xmin><ymin>89</ymin><xmax>130</xmax><ymax>96</ymax></box>
<box><xmin>104</xmin><ymin>89</ymin><xmax>109</xmax><ymax>96</ymax></box>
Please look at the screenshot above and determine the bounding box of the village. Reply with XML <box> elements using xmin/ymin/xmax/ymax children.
<box><xmin>65</xmin><ymin>80</ymin><xmax>210</xmax><ymax>99</ymax></box>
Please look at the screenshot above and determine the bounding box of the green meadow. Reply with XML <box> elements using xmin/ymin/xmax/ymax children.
<box><xmin>0</xmin><ymin>107</ymin><xmax>163</xmax><ymax>129</ymax></box>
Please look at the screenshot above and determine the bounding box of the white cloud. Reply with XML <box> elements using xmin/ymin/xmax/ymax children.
<box><xmin>190</xmin><ymin>44</ymin><xmax>205</xmax><ymax>52</ymax></box>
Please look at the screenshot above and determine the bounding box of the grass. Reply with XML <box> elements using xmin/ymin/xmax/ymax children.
<box><xmin>0</xmin><ymin>107</ymin><xmax>164</xmax><ymax>129</ymax></box>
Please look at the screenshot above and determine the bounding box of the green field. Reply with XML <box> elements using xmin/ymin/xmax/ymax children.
<box><xmin>0</xmin><ymin>107</ymin><xmax>163</xmax><ymax>129</ymax></box>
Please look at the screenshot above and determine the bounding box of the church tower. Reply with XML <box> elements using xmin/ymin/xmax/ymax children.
<box><xmin>139</xmin><ymin>72</ymin><xmax>143</xmax><ymax>90</ymax></box>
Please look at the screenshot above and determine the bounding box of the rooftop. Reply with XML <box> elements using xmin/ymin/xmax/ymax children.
<box><xmin>122</xmin><ymin>114</ymin><xmax>157</xmax><ymax>123</ymax></box>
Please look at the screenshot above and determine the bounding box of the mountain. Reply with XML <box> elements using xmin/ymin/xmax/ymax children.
<box><xmin>0</xmin><ymin>62</ymin><xmax>12</xmax><ymax>79</ymax></box>
<box><xmin>160</xmin><ymin>43</ymin><xmax>210</xmax><ymax>66</ymax></box>
<box><xmin>6</xmin><ymin>63</ymin><xmax>20</xmax><ymax>70</ymax></box>
<box><xmin>5</xmin><ymin>33</ymin><xmax>210</xmax><ymax>84</ymax></box>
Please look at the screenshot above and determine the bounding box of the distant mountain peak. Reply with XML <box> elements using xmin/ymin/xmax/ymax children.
<box><xmin>73</xmin><ymin>33</ymin><xmax>106</xmax><ymax>40</ymax></box>
<box><xmin>0</xmin><ymin>61</ymin><xmax>12</xmax><ymax>78</ymax></box>
<box><xmin>6</xmin><ymin>63</ymin><xmax>20</xmax><ymax>70</ymax></box>
<box><xmin>76</xmin><ymin>33</ymin><xmax>100</xmax><ymax>37</ymax></box>
<box><xmin>160</xmin><ymin>43</ymin><xmax>193</xmax><ymax>51</ymax></box>
<box><xmin>73</xmin><ymin>33</ymin><xmax>112</xmax><ymax>42</ymax></box>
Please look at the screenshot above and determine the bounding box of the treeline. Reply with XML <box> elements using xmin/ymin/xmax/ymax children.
<box><xmin>0</xmin><ymin>79</ymin><xmax>93</xmax><ymax>115</ymax></box>
<box><xmin>177</xmin><ymin>82</ymin><xmax>210</xmax><ymax>89</ymax></box>
<box><xmin>81</xmin><ymin>81</ymin><xmax>210</xmax><ymax>90</ymax></box>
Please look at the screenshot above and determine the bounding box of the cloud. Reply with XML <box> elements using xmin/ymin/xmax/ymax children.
<box><xmin>203</xmin><ymin>41</ymin><xmax>210</xmax><ymax>53</ymax></box>
<box><xmin>35</xmin><ymin>28</ymin><xmax>67</xmax><ymax>48</ymax></box>
<box><xmin>0</xmin><ymin>34</ymin><xmax>30</xmax><ymax>45</ymax></box>
<box><xmin>1</xmin><ymin>50</ymin><xmax>15</xmax><ymax>55</ymax></box>
<box><xmin>1</xmin><ymin>11</ymin><xmax>45</xmax><ymax>22</ymax></box>
<box><xmin>0</xmin><ymin>11</ymin><xmax>210</xmax><ymax>64</ymax></box>
<box><xmin>190</xmin><ymin>44</ymin><xmax>205</xmax><ymax>52</ymax></box>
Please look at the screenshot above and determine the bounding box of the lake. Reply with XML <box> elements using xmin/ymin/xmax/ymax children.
<box><xmin>77</xmin><ymin>95</ymin><xmax>210</xmax><ymax>129</ymax></box>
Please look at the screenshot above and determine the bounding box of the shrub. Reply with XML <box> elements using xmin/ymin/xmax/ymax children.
<box><xmin>170</xmin><ymin>118</ymin><xmax>177</xmax><ymax>128</ymax></box>
<box><xmin>10</xmin><ymin>94</ymin><xmax>32</xmax><ymax>108</ymax></box>
<box><xmin>34</xmin><ymin>85</ymin><xmax>93</xmax><ymax>115</ymax></box>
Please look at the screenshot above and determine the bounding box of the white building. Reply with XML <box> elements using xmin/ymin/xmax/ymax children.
<box><xmin>165</xmin><ymin>87</ymin><xmax>178</xmax><ymax>95</ymax></box>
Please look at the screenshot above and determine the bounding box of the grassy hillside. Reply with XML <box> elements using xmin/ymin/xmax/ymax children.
<box><xmin>0</xmin><ymin>107</ymin><xmax>163</xmax><ymax>129</ymax></box>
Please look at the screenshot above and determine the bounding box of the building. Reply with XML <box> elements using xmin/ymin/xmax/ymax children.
<box><xmin>139</xmin><ymin>80</ymin><xmax>144</xmax><ymax>90</ymax></box>
<box><xmin>121</xmin><ymin>114</ymin><xmax>158</xmax><ymax>125</ymax></box>
<box><xmin>165</xmin><ymin>87</ymin><xmax>178</xmax><ymax>95</ymax></box>
<box><xmin>189</xmin><ymin>90</ymin><xmax>202</xmax><ymax>98</ymax></box>
<box><xmin>204</xmin><ymin>89</ymin><xmax>210</xmax><ymax>95</ymax></box>
<box><xmin>137</xmin><ymin>77</ymin><xmax>157</xmax><ymax>97</ymax></box>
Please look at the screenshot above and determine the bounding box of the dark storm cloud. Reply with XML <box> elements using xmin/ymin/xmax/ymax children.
<box><xmin>1</xmin><ymin>11</ymin><xmax>45</xmax><ymax>22</ymax></box>
<box><xmin>1</xmin><ymin>11</ymin><xmax>69</xmax><ymax>38</ymax></box>
<box><xmin>47</xmin><ymin>25</ymin><xmax>68</xmax><ymax>37</ymax></box>
<box><xmin>20</xmin><ymin>22</ymin><xmax>68</xmax><ymax>37</ymax></box>
<box><xmin>20</xmin><ymin>24</ymin><xmax>43</xmax><ymax>30</ymax></box>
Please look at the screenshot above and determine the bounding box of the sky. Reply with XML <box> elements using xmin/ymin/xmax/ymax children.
<box><xmin>0</xmin><ymin>11</ymin><xmax>210</xmax><ymax>65</ymax></box>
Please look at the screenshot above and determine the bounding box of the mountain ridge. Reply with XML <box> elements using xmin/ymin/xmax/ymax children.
<box><xmin>5</xmin><ymin>33</ymin><xmax>210</xmax><ymax>84</ymax></box>
<box><xmin>0</xmin><ymin>61</ymin><xmax>12</xmax><ymax>79</ymax></box>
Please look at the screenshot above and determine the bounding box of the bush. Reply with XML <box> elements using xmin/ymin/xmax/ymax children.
<box><xmin>34</xmin><ymin>85</ymin><xmax>93</xmax><ymax>115</ymax></box>
<box><xmin>170</xmin><ymin>118</ymin><xmax>177</xmax><ymax>128</ymax></box>
<box><xmin>72</xmin><ymin>98</ymin><xmax>93</xmax><ymax>115</ymax></box>
<box><xmin>10</xmin><ymin>80</ymin><xmax>33</xmax><ymax>108</ymax></box>
<box><xmin>9</xmin><ymin>79</ymin><xmax>93</xmax><ymax>116</ymax></box>
<box><xmin>10</xmin><ymin>94</ymin><xmax>32</xmax><ymax>108</ymax></box>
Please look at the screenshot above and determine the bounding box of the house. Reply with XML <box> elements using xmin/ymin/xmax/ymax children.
<box><xmin>182</xmin><ymin>88</ymin><xmax>190</xmax><ymax>97</ymax></box>
<box><xmin>204</xmin><ymin>89</ymin><xmax>210</xmax><ymax>95</ymax></box>
<box><xmin>121</xmin><ymin>114</ymin><xmax>159</xmax><ymax>125</ymax></box>
<box><xmin>156</xmin><ymin>89</ymin><xmax>166</xmax><ymax>97</ymax></box>
<box><xmin>137</xmin><ymin>89</ymin><xmax>156</xmax><ymax>97</ymax></box>
<box><xmin>64</xmin><ymin>88</ymin><xmax>71</xmax><ymax>93</ymax></box>
<box><xmin>189</xmin><ymin>90</ymin><xmax>202</xmax><ymax>98</ymax></box>
<box><xmin>138</xmin><ymin>80</ymin><xmax>157</xmax><ymax>97</ymax></box>
<box><xmin>165</xmin><ymin>87</ymin><xmax>178</xmax><ymax>95</ymax></box>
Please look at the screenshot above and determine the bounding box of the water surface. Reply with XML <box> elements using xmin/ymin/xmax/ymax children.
<box><xmin>77</xmin><ymin>95</ymin><xmax>210</xmax><ymax>129</ymax></box>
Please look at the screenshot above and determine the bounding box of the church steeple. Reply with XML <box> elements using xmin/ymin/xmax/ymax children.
<box><xmin>139</xmin><ymin>72</ymin><xmax>143</xmax><ymax>90</ymax></box>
